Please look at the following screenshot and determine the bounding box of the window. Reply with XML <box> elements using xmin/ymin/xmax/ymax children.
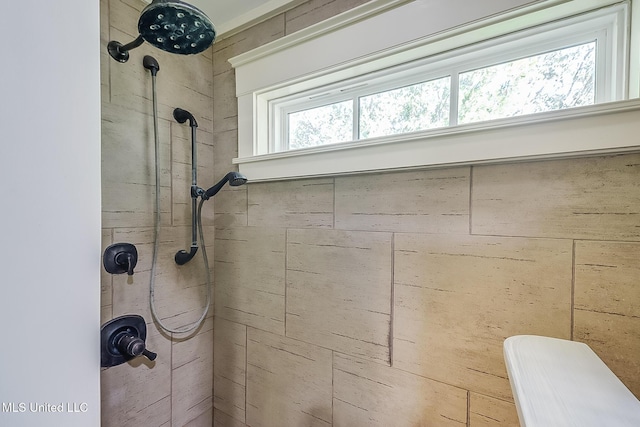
<box><xmin>272</xmin><ymin>6</ymin><xmax>622</xmax><ymax>153</ymax></box>
<box><xmin>231</xmin><ymin>0</ymin><xmax>637</xmax><ymax>181</ymax></box>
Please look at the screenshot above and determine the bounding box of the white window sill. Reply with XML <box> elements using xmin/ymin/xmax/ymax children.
<box><xmin>234</xmin><ymin>99</ymin><xmax>640</xmax><ymax>181</ymax></box>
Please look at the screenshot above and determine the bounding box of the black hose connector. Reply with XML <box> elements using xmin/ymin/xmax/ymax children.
<box><xmin>173</xmin><ymin>108</ymin><xmax>198</xmax><ymax>128</ymax></box>
<box><xmin>143</xmin><ymin>55</ymin><xmax>160</xmax><ymax>76</ymax></box>
<box><xmin>175</xmin><ymin>246</ymin><xmax>198</xmax><ymax>265</ymax></box>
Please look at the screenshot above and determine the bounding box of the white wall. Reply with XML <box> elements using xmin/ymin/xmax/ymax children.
<box><xmin>0</xmin><ymin>1</ymin><xmax>101</xmax><ymax>426</ymax></box>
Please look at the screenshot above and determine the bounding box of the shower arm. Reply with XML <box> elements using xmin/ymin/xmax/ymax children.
<box><xmin>108</xmin><ymin>36</ymin><xmax>144</xmax><ymax>63</ymax></box>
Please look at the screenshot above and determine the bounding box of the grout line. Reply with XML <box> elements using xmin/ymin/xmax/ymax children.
<box><xmin>389</xmin><ymin>233</ymin><xmax>395</xmax><ymax>367</ymax></box>
<box><xmin>571</xmin><ymin>239</ymin><xmax>576</xmax><ymax>341</ymax></box>
<box><xmin>284</xmin><ymin>229</ymin><xmax>288</xmax><ymax>336</ymax></box>
<box><xmin>331</xmin><ymin>351</ymin><xmax>335</xmax><ymax>426</ymax></box>
<box><xmin>244</xmin><ymin>324</ymin><xmax>248</xmax><ymax>423</ymax></box>
<box><xmin>332</xmin><ymin>177</ymin><xmax>336</xmax><ymax>229</ymax></box>
<box><xmin>170</xmin><ymin>332</ymin><xmax>174</xmax><ymax>425</ymax></box>
<box><xmin>466</xmin><ymin>390</ymin><xmax>471</xmax><ymax>427</ymax></box>
<box><xmin>468</xmin><ymin>166</ymin><xmax>474</xmax><ymax>236</ymax></box>
<box><xmin>245</xmin><ymin>182</ymin><xmax>249</xmax><ymax>226</ymax></box>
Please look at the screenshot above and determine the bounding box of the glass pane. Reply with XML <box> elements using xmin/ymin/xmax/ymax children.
<box><xmin>288</xmin><ymin>101</ymin><xmax>353</xmax><ymax>150</ymax></box>
<box><xmin>359</xmin><ymin>76</ymin><xmax>451</xmax><ymax>139</ymax></box>
<box><xmin>458</xmin><ymin>42</ymin><xmax>596</xmax><ymax>124</ymax></box>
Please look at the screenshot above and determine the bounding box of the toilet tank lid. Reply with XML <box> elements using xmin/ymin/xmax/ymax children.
<box><xmin>504</xmin><ymin>335</ymin><xmax>640</xmax><ymax>427</ymax></box>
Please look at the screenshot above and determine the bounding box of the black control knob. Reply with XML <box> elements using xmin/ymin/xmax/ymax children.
<box><xmin>116</xmin><ymin>334</ymin><xmax>157</xmax><ymax>361</ymax></box>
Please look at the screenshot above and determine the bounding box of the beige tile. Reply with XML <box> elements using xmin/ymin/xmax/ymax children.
<box><xmin>171</xmin><ymin>320</ymin><xmax>214</xmax><ymax>427</ymax></box>
<box><xmin>472</xmin><ymin>154</ymin><xmax>640</xmax><ymax>239</ymax></box>
<box><xmin>214</xmin><ymin>408</ymin><xmax>248</xmax><ymax>427</ymax></box>
<box><xmin>214</xmin><ymin>227</ymin><xmax>286</xmax><ymax>334</ymax></box>
<box><xmin>335</xmin><ymin>168</ymin><xmax>470</xmax><ymax>233</ymax></box>
<box><xmin>101</xmin><ymin>103</ymin><xmax>172</xmax><ymax>229</ymax></box>
<box><xmin>184</xmin><ymin>408</ymin><xmax>213</xmax><ymax>427</ymax></box>
<box><xmin>469</xmin><ymin>393</ymin><xmax>520</xmax><ymax>427</ymax></box>
<box><xmin>109</xmin><ymin>0</ymin><xmax>143</xmax><ymax>40</ymax></box>
<box><xmin>172</xmin><ymin>352</ymin><xmax>213</xmax><ymax>427</ymax></box>
<box><xmin>213</xmin><ymin>69</ymin><xmax>239</xmax><ymax>134</ymax></box>
<box><xmin>100</xmin><ymin>321</ymin><xmax>172</xmax><ymax>427</ymax></box>
<box><xmin>394</xmin><ymin>233</ymin><xmax>573</xmax><ymax>400</ymax></box>
<box><xmin>575</xmin><ymin>241</ymin><xmax>640</xmax><ymax>317</ymax></box>
<box><xmin>213</xmin><ymin>185</ymin><xmax>248</xmax><ymax>229</ymax></box>
<box><xmin>286</xmin><ymin>229</ymin><xmax>393</xmax><ymax>364</ymax></box>
<box><xmin>574</xmin><ymin>310</ymin><xmax>640</xmax><ymax>398</ymax></box>
<box><xmin>172</xmin><ymin>317</ymin><xmax>214</xmax><ymax>369</ymax></box>
<box><xmin>248</xmin><ymin>178</ymin><xmax>334</xmax><ymax>228</ymax></box>
<box><xmin>213</xmin><ymin>129</ymin><xmax>239</xmax><ymax>173</ymax></box>
<box><xmin>574</xmin><ymin>241</ymin><xmax>640</xmax><ymax>397</ymax></box>
<box><xmin>333</xmin><ymin>353</ymin><xmax>467</xmax><ymax>426</ymax></box>
<box><xmin>214</xmin><ymin>318</ymin><xmax>247</xmax><ymax>423</ymax></box>
<box><xmin>246</xmin><ymin>328</ymin><xmax>332</xmax><ymax>427</ymax></box>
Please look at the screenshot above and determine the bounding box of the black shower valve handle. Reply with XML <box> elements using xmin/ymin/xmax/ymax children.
<box><xmin>115</xmin><ymin>252</ymin><xmax>135</xmax><ymax>275</ymax></box>
<box><xmin>116</xmin><ymin>333</ymin><xmax>157</xmax><ymax>362</ymax></box>
<box><xmin>143</xmin><ymin>349</ymin><xmax>158</xmax><ymax>361</ymax></box>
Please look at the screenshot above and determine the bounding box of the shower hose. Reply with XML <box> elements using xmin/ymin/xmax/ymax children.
<box><xmin>148</xmin><ymin>71</ymin><xmax>211</xmax><ymax>335</ymax></box>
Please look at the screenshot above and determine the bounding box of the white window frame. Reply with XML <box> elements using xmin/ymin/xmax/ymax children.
<box><xmin>230</xmin><ymin>0</ymin><xmax>639</xmax><ymax>181</ymax></box>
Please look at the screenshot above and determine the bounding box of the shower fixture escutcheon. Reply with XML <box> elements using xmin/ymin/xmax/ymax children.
<box><xmin>108</xmin><ymin>0</ymin><xmax>216</xmax><ymax>63</ymax></box>
<box><xmin>103</xmin><ymin>243</ymin><xmax>138</xmax><ymax>276</ymax></box>
<box><xmin>100</xmin><ymin>315</ymin><xmax>157</xmax><ymax>367</ymax></box>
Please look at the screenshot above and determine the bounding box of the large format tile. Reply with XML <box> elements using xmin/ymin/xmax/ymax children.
<box><xmin>333</xmin><ymin>353</ymin><xmax>467</xmax><ymax>426</ymax></box>
<box><xmin>335</xmin><ymin>168</ymin><xmax>470</xmax><ymax>233</ymax></box>
<box><xmin>472</xmin><ymin>154</ymin><xmax>640</xmax><ymax>240</ymax></box>
<box><xmin>214</xmin><ymin>318</ymin><xmax>247</xmax><ymax>424</ymax></box>
<box><xmin>394</xmin><ymin>233</ymin><xmax>573</xmax><ymax>400</ymax></box>
<box><xmin>214</xmin><ymin>227</ymin><xmax>286</xmax><ymax>334</ymax></box>
<box><xmin>101</xmin><ymin>103</ymin><xmax>172</xmax><ymax>229</ymax></box>
<box><xmin>287</xmin><ymin>229</ymin><xmax>393</xmax><ymax>364</ymax></box>
<box><xmin>214</xmin><ymin>408</ymin><xmax>248</xmax><ymax>427</ymax></box>
<box><xmin>213</xmin><ymin>185</ymin><xmax>248</xmax><ymax>229</ymax></box>
<box><xmin>574</xmin><ymin>241</ymin><xmax>640</xmax><ymax>397</ymax></box>
<box><xmin>248</xmin><ymin>178</ymin><xmax>334</xmax><ymax>228</ymax></box>
<box><xmin>469</xmin><ymin>393</ymin><xmax>519</xmax><ymax>427</ymax></box>
<box><xmin>246</xmin><ymin>328</ymin><xmax>332</xmax><ymax>427</ymax></box>
<box><xmin>172</xmin><ymin>318</ymin><xmax>214</xmax><ymax>427</ymax></box>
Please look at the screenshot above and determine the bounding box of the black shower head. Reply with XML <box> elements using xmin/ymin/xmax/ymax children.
<box><xmin>108</xmin><ymin>0</ymin><xmax>216</xmax><ymax>63</ymax></box>
<box><xmin>202</xmin><ymin>172</ymin><xmax>248</xmax><ymax>200</ymax></box>
<box><xmin>173</xmin><ymin>107</ymin><xmax>198</xmax><ymax>127</ymax></box>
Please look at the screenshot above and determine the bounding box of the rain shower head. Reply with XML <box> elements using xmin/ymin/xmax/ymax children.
<box><xmin>202</xmin><ymin>172</ymin><xmax>248</xmax><ymax>200</ymax></box>
<box><xmin>108</xmin><ymin>0</ymin><xmax>216</xmax><ymax>63</ymax></box>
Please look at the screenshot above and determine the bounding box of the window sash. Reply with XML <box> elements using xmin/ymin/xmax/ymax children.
<box><xmin>271</xmin><ymin>2</ymin><xmax>627</xmax><ymax>153</ymax></box>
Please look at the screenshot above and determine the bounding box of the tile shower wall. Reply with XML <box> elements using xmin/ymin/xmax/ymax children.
<box><xmin>211</xmin><ymin>2</ymin><xmax>640</xmax><ymax>427</ymax></box>
<box><xmin>101</xmin><ymin>0</ymin><xmax>215</xmax><ymax>425</ymax></box>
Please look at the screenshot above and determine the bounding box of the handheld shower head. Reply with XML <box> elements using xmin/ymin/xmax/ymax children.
<box><xmin>108</xmin><ymin>0</ymin><xmax>216</xmax><ymax>63</ymax></box>
<box><xmin>202</xmin><ymin>172</ymin><xmax>248</xmax><ymax>200</ymax></box>
<box><xmin>173</xmin><ymin>108</ymin><xmax>198</xmax><ymax>127</ymax></box>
